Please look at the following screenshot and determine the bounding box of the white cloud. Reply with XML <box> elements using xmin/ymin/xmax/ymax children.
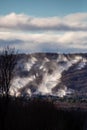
<box><xmin>0</xmin><ymin>12</ymin><xmax>87</xmax><ymax>32</ymax></box>
<box><xmin>0</xmin><ymin>12</ymin><xmax>87</xmax><ymax>53</ymax></box>
<box><xmin>0</xmin><ymin>31</ymin><xmax>87</xmax><ymax>53</ymax></box>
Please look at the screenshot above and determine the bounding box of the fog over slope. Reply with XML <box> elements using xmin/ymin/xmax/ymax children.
<box><xmin>9</xmin><ymin>53</ymin><xmax>87</xmax><ymax>98</ymax></box>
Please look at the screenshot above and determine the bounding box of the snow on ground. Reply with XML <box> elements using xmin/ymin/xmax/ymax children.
<box><xmin>24</xmin><ymin>56</ymin><xmax>37</xmax><ymax>71</ymax></box>
<box><xmin>77</xmin><ymin>58</ymin><xmax>87</xmax><ymax>70</ymax></box>
<box><xmin>9</xmin><ymin>54</ymin><xmax>86</xmax><ymax>97</ymax></box>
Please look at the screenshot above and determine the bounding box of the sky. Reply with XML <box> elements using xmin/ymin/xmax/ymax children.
<box><xmin>0</xmin><ymin>0</ymin><xmax>87</xmax><ymax>53</ymax></box>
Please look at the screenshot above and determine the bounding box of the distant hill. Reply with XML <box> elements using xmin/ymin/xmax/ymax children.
<box><xmin>7</xmin><ymin>53</ymin><xmax>87</xmax><ymax>98</ymax></box>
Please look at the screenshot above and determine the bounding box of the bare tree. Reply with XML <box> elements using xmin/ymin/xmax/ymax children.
<box><xmin>0</xmin><ymin>46</ymin><xmax>17</xmax><ymax>98</ymax></box>
<box><xmin>0</xmin><ymin>46</ymin><xmax>18</xmax><ymax>130</ymax></box>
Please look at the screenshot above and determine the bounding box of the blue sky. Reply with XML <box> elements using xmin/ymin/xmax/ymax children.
<box><xmin>0</xmin><ymin>0</ymin><xmax>86</xmax><ymax>16</ymax></box>
<box><xmin>0</xmin><ymin>0</ymin><xmax>87</xmax><ymax>53</ymax></box>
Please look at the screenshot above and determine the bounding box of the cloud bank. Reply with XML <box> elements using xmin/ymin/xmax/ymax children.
<box><xmin>0</xmin><ymin>12</ymin><xmax>87</xmax><ymax>53</ymax></box>
<box><xmin>0</xmin><ymin>12</ymin><xmax>87</xmax><ymax>32</ymax></box>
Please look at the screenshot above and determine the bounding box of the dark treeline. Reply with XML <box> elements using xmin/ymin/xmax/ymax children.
<box><xmin>0</xmin><ymin>97</ymin><xmax>87</xmax><ymax>130</ymax></box>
